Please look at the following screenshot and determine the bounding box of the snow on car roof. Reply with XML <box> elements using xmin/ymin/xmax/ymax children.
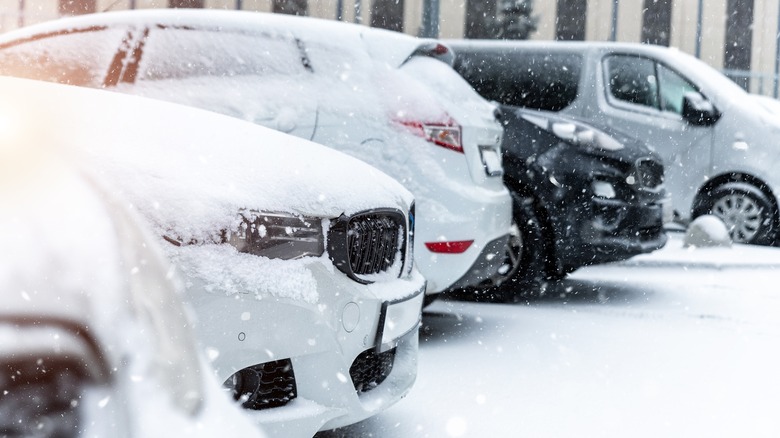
<box><xmin>0</xmin><ymin>76</ymin><xmax>412</xmax><ymax>245</ymax></box>
<box><xmin>0</xmin><ymin>9</ymin><xmax>430</xmax><ymax>68</ymax></box>
<box><xmin>12</xmin><ymin>10</ymin><xmax>467</xmax><ymax>195</ymax></box>
<box><xmin>0</xmin><ymin>9</ymin><xmax>464</xmax><ymax>189</ymax></box>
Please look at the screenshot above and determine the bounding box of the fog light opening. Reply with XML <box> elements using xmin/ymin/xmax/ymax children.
<box><xmin>223</xmin><ymin>359</ymin><xmax>297</xmax><ymax>410</ymax></box>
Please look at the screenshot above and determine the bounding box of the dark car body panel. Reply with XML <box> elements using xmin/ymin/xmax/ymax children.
<box><xmin>499</xmin><ymin>108</ymin><xmax>667</xmax><ymax>271</ymax></box>
<box><xmin>450</xmin><ymin>41</ymin><xmax>668</xmax><ymax>272</ymax></box>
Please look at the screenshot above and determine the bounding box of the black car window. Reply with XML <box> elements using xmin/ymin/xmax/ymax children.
<box><xmin>605</xmin><ymin>55</ymin><xmax>659</xmax><ymax>109</ymax></box>
<box><xmin>454</xmin><ymin>50</ymin><xmax>582</xmax><ymax>111</ymax></box>
<box><xmin>0</xmin><ymin>28</ymin><xmax>127</xmax><ymax>87</ymax></box>
<box><xmin>657</xmin><ymin>63</ymin><xmax>698</xmax><ymax>115</ymax></box>
<box><xmin>137</xmin><ymin>27</ymin><xmax>309</xmax><ymax>81</ymax></box>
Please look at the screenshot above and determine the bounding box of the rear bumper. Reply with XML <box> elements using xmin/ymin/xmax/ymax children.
<box><xmin>415</xmin><ymin>183</ymin><xmax>512</xmax><ymax>294</ymax></box>
<box><xmin>446</xmin><ymin>234</ymin><xmax>510</xmax><ymax>290</ymax></box>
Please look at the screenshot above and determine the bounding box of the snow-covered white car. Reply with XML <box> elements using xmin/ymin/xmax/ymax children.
<box><xmin>0</xmin><ymin>104</ymin><xmax>266</xmax><ymax>437</ymax></box>
<box><xmin>0</xmin><ymin>9</ymin><xmax>513</xmax><ymax>298</ymax></box>
<box><xmin>0</xmin><ymin>76</ymin><xmax>424</xmax><ymax>436</ymax></box>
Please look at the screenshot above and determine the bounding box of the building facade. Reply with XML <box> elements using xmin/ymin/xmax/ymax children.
<box><xmin>1</xmin><ymin>0</ymin><xmax>778</xmax><ymax>94</ymax></box>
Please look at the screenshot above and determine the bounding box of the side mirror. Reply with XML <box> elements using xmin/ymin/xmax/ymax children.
<box><xmin>682</xmin><ymin>91</ymin><xmax>720</xmax><ymax>126</ymax></box>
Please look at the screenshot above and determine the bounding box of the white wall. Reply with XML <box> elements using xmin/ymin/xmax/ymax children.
<box><xmin>531</xmin><ymin>0</ymin><xmax>555</xmax><ymax>41</ymax></box>
<box><xmin>4</xmin><ymin>0</ymin><xmax>779</xmax><ymax>94</ymax></box>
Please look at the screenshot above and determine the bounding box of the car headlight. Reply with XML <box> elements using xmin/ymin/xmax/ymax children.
<box><xmin>225</xmin><ymin>211</ymin><xmax>325</xmax><ymax>260</ymax></box>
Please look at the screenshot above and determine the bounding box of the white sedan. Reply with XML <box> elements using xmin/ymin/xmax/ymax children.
<box><xmin>0</xmin><ymin>9</ymin><xmax>513</xmax><ymax>298</ymax></box>
<box><xmin>0</xmin><ymin>76</ymin><xmax>425</xmax><ymax>437</ymax></box>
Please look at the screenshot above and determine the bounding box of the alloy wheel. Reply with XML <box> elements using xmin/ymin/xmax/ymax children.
<box><xmin>494</xmin><ymin>222</ymin><xmax>523</xmax><ymax>285</ymax></box>
<box><xmin>711</xmin><ymin>193</ymin><xmax>764</xmax><ymax>243</ymax></box>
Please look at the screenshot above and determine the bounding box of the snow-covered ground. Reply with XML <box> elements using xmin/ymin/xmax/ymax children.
<box><xmin>320</xmin><ymin>231</ymin><xmax>780</xmax><ymax>437</ymax></box>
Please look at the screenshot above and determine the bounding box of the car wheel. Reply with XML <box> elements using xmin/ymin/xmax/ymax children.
<box><xmin>484</xmin><ymin>194</ymin><xmax>549</xmax><ymax>300</ymax></box>
<box><xmin>492</xmin><ymin>221</ymin><xmax>523</xmax><ymax>285</ymax></box>
<box><xmin>696</xmin><ymin>182</ymin><xmax>777</xmax><ymax>245</ymax></box>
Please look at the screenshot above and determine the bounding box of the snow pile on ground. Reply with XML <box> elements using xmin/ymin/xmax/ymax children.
<box><xmin>618</xmin><ymin>231</ymin><xmax>779</xmax><ymax>269</ymax></box>
<box><xmin>683</xmin><ymin>214</ymin><xmax>731</xmax><ymax>248</ymax></box>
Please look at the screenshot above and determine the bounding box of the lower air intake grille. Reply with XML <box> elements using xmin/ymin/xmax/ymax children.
<box><xmin>350</xmin><ymin>347</ymin><xmax>396</xmax><ymax>393</ymax></box>
<box><xmin>226</xmin><ymin>359</ymin><xmax>296</xmax><ymax>410</ymax></box>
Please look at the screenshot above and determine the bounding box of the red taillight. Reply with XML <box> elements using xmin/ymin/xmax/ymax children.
<box><xmin>398</xmin><ymin>120</ymin><xmax>463</xmax><ymax>153</ymax></box>
<box><xmin>432</xmin><ymin>43</ymin><xmax>449</xmax><ymax>55</ymax></box>
<box><xmin>425</xmin><ymin>240</ymin><xmax>474</xmax><ymax>254</ymax></box>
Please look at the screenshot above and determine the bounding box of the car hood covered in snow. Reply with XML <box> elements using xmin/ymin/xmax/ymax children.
<box><xmin>0</xmin><ymin>107</ymin><xmax>271</xmax><ymax>437</ymax></box>
<box><xmin>0</xmin><ymin>77</ymin><xmax>413</xmax><ymax>244</ymax></box>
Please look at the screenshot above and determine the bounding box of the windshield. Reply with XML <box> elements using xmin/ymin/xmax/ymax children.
<box><xmin>665</xmin><ymin>49</ymin><xmax>748</xmax><ymax>99</ymax></box>
<box><xmin>0</xmin><ymin>27</ymin><xmax>127</xmax><ymax>86</ymax></box>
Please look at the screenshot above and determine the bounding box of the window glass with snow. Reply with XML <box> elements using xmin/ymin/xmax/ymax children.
<box><xmin>657</xmin><ymin>63</ymin><xmax>698</xmax><ymax>115</ymax></box>
<box><xmin>605</xmin><ymin>55</ymin><xmax>659</xmax><ymax>109</ymax></box>
<box><xmin>136</xmin><ymin>28</ymin><xmax>308</xmax><ymax>80</ymax></box>
<box><xmin>455</xmin><ymin>51</ymin><xmax>582</xmax><ymax>112</ymax></box>
<box><xmin>127</xmin><ymin>27</ymin><xmax>317</xmax><ymax>134</ymax></box>
<box><xmin>0</xmin><ymin>28</ymin><xmax>127</xmax><ymax>86</ymax></box>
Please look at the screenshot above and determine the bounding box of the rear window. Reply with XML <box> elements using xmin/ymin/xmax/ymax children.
<box><xmin>401</xmin><ymin>56</ymin><xmax>490</xmax><ymax>111</ymax></box>
<box><xmin>0</xmin><ymin>28</ymin><xmax>127</xmax><ymax>87</ymax></box>
<box><xmin>454</xmin><ymin>49</ymin><xmax>583</xmax><ymax>111</ymax></box>
<box><xmin>137</xmin><ymin>27</ymin><xmax>309</xmax><ymax>81</ymax></box>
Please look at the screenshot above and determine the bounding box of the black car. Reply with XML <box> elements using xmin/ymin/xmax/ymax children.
<box><xmin>450</xmin><ymin>44</ymin><xmax>669</xmax><ymax>295</ymax></box>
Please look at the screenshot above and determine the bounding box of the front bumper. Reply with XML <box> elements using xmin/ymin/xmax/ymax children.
<box><xmin>172</xmin><ymin>246</ymin><xmax>426</xmax><ymax>437</ymax></box>
<box><xmin>244</xmin><ymin>325</ymin><xmax>421</xmax><ymax>436</ymax></box>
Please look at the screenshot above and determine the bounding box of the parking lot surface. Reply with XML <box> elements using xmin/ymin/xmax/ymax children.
<box><xmin>321</xmin><ymin>233</ymin><xmax>780</xmax><ymax>437</ymax></box>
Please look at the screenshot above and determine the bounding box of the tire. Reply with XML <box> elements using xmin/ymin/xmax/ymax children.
<box><xmin>490</xmin><ymin>221</ymin><xmax>523</xmax><ymax>286</ymax></box>
<box><xmin>422</xmin><ymin>293</ymin><xmax>439</xmax><ymax>309</ymax></box>
<box><xmin>486</xmin><ymin>194</ymin><xmax>551</xmax><ymax>300</ymax></box>
<box><xmin>694</xmin><ymin>182</ymin><xmax>777</xmax><ymax>245</ymax></box>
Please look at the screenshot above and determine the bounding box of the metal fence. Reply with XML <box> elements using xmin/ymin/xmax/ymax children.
<box><xmin>722</xmin><ymin>69</ymin><xmax>780</xmax><ymax>98</ymax></box>
<box><xmin>0</xmin><ymin>9</ymin><xmax>58</xmax><ymax>30</ymax></box>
